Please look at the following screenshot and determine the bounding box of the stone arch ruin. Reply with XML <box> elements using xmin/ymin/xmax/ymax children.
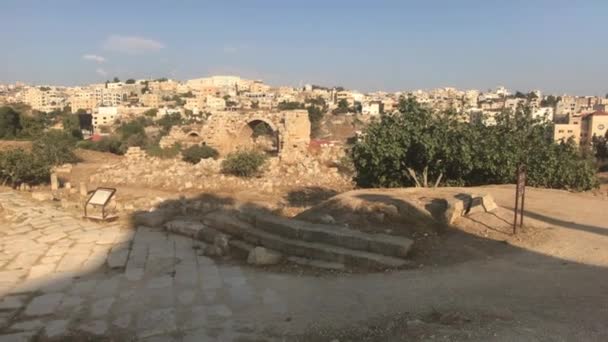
<box><xmin>160</xmin><ymin>110</ymin><xmax>311</xmax><ymax>162</ymax></box>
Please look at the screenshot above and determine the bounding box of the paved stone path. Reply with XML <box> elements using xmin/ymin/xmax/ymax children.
<box><xmin>0</xmin><ymin>192</ymin><xmax>294</xmax><ymax>341</ymax></box>
<box><xmin>1</xmin><ymin>188</ymin><xmax>608</xmax><ymax>341</ymax></box>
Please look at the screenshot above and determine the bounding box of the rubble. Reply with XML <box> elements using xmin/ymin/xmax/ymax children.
<box><xmin>88</xmin><ymin>153</ymin><xmax>352</xmax><ymax>194</ymax></box>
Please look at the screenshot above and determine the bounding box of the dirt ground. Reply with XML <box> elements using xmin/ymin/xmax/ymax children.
<box><xmin>39</xmin><ymin>151</ymin><xmax>608</xmax><ymax>340</ymax></box>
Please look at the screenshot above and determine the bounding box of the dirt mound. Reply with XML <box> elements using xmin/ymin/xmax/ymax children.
<box><xmin>295</xmin><ymin>188</ymin><xmax>475</xmax><ymax>237</ymax></box>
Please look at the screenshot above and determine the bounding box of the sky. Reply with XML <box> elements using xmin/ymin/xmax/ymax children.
<box><xmin>1</xmin><ymin>0</ymin><xmax>607</xmax><ymax>95</ymax></box>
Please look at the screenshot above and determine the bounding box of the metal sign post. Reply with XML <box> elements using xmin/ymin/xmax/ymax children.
<box><xmin>513</xmin><ymin>165</ymin><xmax>527</xmax><ymax>234</ymax></box>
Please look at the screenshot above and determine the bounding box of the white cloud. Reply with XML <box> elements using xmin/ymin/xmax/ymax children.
<box><xmin>96</xmin><ymin>68</ymin><xmax>108</xmax><ymax>77</ymax></box>
<box><xmin>223</xmin><ymin>43</ymin><xmax>248</xmax><ymax>54</ymax></box>
<box><xmin>82</xmin><ymin>54</ymin><xmax>106</xmax><ymax>63</ymax></box>
<box><xmin>102</xmin><ymin>35</ymin><xmax>165</xmax><ymax>54</ymax></box>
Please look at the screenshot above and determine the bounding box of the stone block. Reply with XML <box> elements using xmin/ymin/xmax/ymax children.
<box><xmin>31</xmin><ymin>191</ymin><xmax>53</xmax><ymax>201</ymax></box>
<box><xmin>134</xmin><ymin>209</ymin><xmax>175</xmax><ymax>227</ymax></box>
<box><xmin>247</xmin><ymin>247</ymin><xmax>283</xmax><ymax>266</ymax></box>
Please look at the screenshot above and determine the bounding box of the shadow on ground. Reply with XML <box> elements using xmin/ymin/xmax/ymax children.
<box><xmin>2</xmin><ymin>186</ymin><xmax>608</xmax><ymax>341</ymax></box>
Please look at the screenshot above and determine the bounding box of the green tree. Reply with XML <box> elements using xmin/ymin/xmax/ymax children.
<box><xmin>351</xmin><ymin>96</ymin><xmax>598</xmax><ymax>191</ymax></box>
<box><xmin>32</xmin><ymin>130</ymin><xmax>79</xmax><ymax>165</ymax></box>
<box><xmin>307</xmin><ymin>105</ymin><xmax>325</xmax><ymax>138</ymax></box>
<box><xmin>19</xmin><ymin>114</ymin><xmax>48</xmax><ymax>138</ymax></box>
<box><xmin>144</xmin><ymin>108</ymin><xmax>158</xmax><ymax>117</ymax></box>
<box><xmin>0</xmin><ymin>106</ymin><xmax>22</xmax><ymax>139</ymax></box>
<box><xmin>125</xmin><ymin>79</ymin><xmax>136</xmax><ymax>84</ymax></box>
<box><xmin>62</xmin><ymin>114</ymin><xmax>83</xmax><ymax>139</ymax></box>
<box><xmin>113</xmin><ymin>77</ymin><xmax>120</xmax><ymax>83</ymax></box>
<box><xmin>0</xmin><ymin>149</ymin><xmax>51</xmax><ymax>186</ymax></box>
<box><xmin>277</xmin><ymin>101</ymin><xmax>304</xmax><ymax>110</ymax></box>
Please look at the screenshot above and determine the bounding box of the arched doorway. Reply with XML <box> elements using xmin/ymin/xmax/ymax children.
<box><xmin>236</xmin><ymin>119</ymin><xmax>280</xmax><ymax>156</ymax></box>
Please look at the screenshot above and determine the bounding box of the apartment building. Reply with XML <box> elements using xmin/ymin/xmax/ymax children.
<box><xmin>206</xmin><ymin>96</ymin><xmax>226</xmax><ymax>111</ymax></box>
<box><xmin>362</xmin><ymin>101</ymin><xmax>382</xmax><ymax>115</ymax></box>
<box><xmin>92</xmin><ymin>106</ymin><xmax>119</xmax><ymax>131</ymax></box>
<box><xmin>140</xmin><ymin>93</ymin><xmax>161</xmax><ymax>108</ymax></box>
<box><xmin>23</xmin><ymin>87</ymin><xmax>65</xmax><ymax>112</ymax></box>
<box><xmin>581</xmin><ymin>111</ymin><xmax>608</xmax><ymax>144</ymax></box>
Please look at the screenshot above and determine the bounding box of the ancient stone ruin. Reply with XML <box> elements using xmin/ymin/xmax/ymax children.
<box><xmin>160</xmin><ymin>110</ymin><xmax>311</xmax><ymax>162</ymax></box>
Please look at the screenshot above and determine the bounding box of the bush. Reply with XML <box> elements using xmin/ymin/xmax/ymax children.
<box><xmin>0</xmin><ymin>149</ymin><xmax>51</xmax><ymax>186</ymax></box>
<box><xmin>77</xmin><ymin>137</ymin><xmax>126</xmax><ymax>155</ymax></box>
<box><xmin>351</xmin><ymin>97</ymin><xmax>599</xmax><ymax>191</ymax></box>
<box><xmin>221</xmin><ymin>150</ymin><xmax>267</xmax><ymax>177</ymax></box>
<box><xmin>182</xmin><ymin>144</ymin><xmax>219</xmax><ymax>164</ymax></box>
<box><xmin>32</xmin><ymin>130</ymin><xmax>79</xmax><ymax>165</ymax></box>
<box><xmin>147</xmin><ymin>143</ymin><xmax>182</xmax><ymax>159</ymax></box>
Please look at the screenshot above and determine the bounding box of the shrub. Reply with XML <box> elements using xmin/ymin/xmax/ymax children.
<box><xmin>147</xmin><ymin>143</ymin><xmax>182</xmax><ymax>159</ymax></box>
<box><xmin>0</xmin><ymin>149</ymin><xmax>50</xmax><ymax>186</ymax></box>
<box><xmin>32</xmin><ymin>130</ymin><xmax>79</xmax><ymax>165</ymax></box>
<box><xmin>77</xmin><ymin>137</ymin><xmax>126</xmax><ymax>155</ymax></box>
<box><xmin>221</xmin><ymin>150</ymin><xmax>267</xmax><ymax>177</ymax></box>
<box><xmin>182</xmin><ymin>144</ymin><xmax>218</xmax><ymax>164</ymax></box>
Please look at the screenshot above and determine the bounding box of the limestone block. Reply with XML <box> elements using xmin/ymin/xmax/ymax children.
<box><xmin>247</xmin><ymin>247</ymin><xmax>283</xmax><ymax>266</ymax></box>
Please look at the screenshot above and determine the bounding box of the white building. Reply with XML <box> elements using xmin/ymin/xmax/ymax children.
<box><xmin>362</xmin><ymin>101</ymin><xmax>382</xmax><ymax>115</ymax></box>
<box><xmin>93</xmin><ymin>107</ymin><xmax>119</xmax><ymax>131</ymax></box>
<box><xmin>533</xmin><ymin>107</ymin><xmax>554</xmax><ymax>122</ymax></box>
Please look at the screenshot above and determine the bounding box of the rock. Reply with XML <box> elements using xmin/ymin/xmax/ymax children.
<box><xmin>468</xmin><ymin>193</ymin><xmax>497</xmax><ymax>215</ymax></box>
<box><xmin>319</xmin><ymin>214</ymin><xmax>335</xmax><ymax>224</ymax></box>
<box><xmin>203</xmin><ymin>245</ymin><xmax>224</xmax><ymax>257</ymax></box>
<box><xmin>64</xmin><ymin>182</ymin><xmax>71</xmax><ymax>190</ymax></box>
<box><xmin>50</xmin><ymin>173</ymin><xmax>59</xmax><ymax>191</ymax></box>
<box><xmin>164</xmin><ymin>220</ymin><xmax>204</xmax><ymax>238</ymax></box>
<box><xmin>32</xmin><ymin>191</ymin><xmax>53</xmax><ymax>201</ymax></box>
<box><xmin>247</xmin><ymin>247</ymin><xmax>283</xmax><ymax>266</ymax></box>
<box><xmin>133</xmin><ymin>209</ymin><xmax>175</xmax><ymax>227</ymax></box>
<box><xmin>444</xmin><ymin>198</ymin><xmax>466</xmax><ymax>225</ymax></box>
<box><xmin>213</xmin><ymin>234</ymin><xmax>230</xmax><ymax>253</ymax></box>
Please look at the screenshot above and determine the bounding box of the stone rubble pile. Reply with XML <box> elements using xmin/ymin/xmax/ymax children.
<box><xmin>89</xmin><ymin>153</ymin><xmax>352</xmax><ymax>192</ymax></box>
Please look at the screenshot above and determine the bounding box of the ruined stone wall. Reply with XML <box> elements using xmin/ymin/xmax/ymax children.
<box><xmin>159</xmin><ymin>110</ymin><xmax>311</xmax><ymax>161</ymax></box>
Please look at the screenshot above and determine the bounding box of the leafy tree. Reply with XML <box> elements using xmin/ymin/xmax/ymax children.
<box><xmin>221</xmin><ymin>150</ymin><xmax>267</xmax><ymax>177</ymax></box>
<box><xmin>307</xmin><ymin>105</ymin><xmax>325</xmax><ymax>138</ymax></box>
<box><xmin>332</xmin><ymin>99</ymin><xmax>350</xmax><ymax>115</ymax></box>
<box><xmin>32</xmin><ymin>130</ymin><xmax>79</xmax><ymax>165</ymax></box>
<box><xmin>77</xmin><ymin>137</ymin><xmax>125</xmax><ymax>155</ymax></box>
<box><xmin>0</xmin><ymin>149</ymin><xmax>51</xmax><ymax>186</ymax></box>
<box><xmin>157</xmin><ymin>112</ymin><xmax>183</xmax><ymax>135</ymax></box>
<box><xmin>351</xmin><ymin>96</ymin><xmax>598</xmax><ymax>191</ymax></box>
<box><xmin>514</xmin><ymin>91</ymin><xmax>526</xmax><ymax>98</ymax></box>
<box><xmin>125</xmin><ymin>79</ymin><xmax>136</xmax><ymax>84</ymax></box>
<box><xmin>0</xmin><ymin>106</ymin><xmax>22</xmax><ymax>138</ymax></box>
<box><xmin>251</xmin><ymin>122</ymin><xmax>273</xmax><ymax>137</ymax></box>
<box><xmin>113</xmin><ymin>77</ymin><xmax>120</xmax><ymax>83</ymax></box>
<box><xmin>277</xmin><ymin>101</ymin><xmax>304</xmax><ymax>110</ymax></box>
<box><xmin>19</xmin><ymin>114</ymin><xmax>48</xmax><ymax>138</ymax></box>
<box><xmin>593</xmin><ymin>135</ymin><xmax>608</xmax><ymax>162</ymax></box>
<box><xmin>62</xmin><ymin>114</ymin><xmax>83</xmax><ymax>139</ymax></box>
<box><xmin>144</xmin><ymin>108</ymin><xmax>158</xmax><ymax>117</ymax></box>
<box><xmin>540</xmin><ymin>95</ymin><xmax>559</xmax><ymax>107</ymax></box>
<box><xmin>182</xmin><ymin>144</ymin><xmax>219</xmax><ymax>164</ymax></box>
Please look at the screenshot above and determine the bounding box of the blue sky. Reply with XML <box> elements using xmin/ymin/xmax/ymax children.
<box><xmin>1</xmin><ymin>0</ymin><xmax>607</xmax><ymax>95</ymax></box>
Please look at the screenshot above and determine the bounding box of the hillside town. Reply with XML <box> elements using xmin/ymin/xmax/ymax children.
<box><xmin>1</xmin><ymin>76</ymin><xmax>607</xmax><ymax>145</ymax></box>
<box><xmin>3</xmin><ymin>1</ymin><xmax>608</xmax><ymax>341</ymax></box>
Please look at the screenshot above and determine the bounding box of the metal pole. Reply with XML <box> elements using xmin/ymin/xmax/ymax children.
<box><xmin>520</xmin><ymin>167</ymin><xmax>526</xmax><ymax>228</ymax></box>
<box><xmin>513</xmin><ymin>168</ymin><xmax>520</xmax><ymax>235</ymax></box>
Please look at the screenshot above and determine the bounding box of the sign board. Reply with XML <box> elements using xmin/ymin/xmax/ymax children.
<box><xmin>513</xmin><ymin>165</ymin><xmax>527</xmax><ymax>234</ymax></box>
<box><xmin>84</xmin><ymin>187</ymin><xmax>117</xmax><ymax>221</ymax></box>
<box><xmin>88</xmin><ymin>188</ymin><xmax>115</xmax><ymax>206</ymax></box>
